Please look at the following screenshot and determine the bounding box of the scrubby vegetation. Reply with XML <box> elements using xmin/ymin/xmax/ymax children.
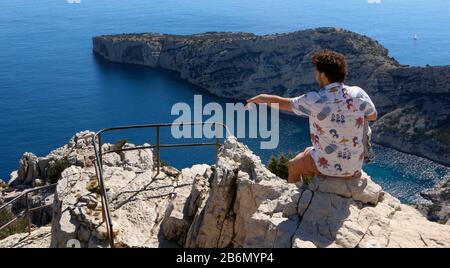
<box><xmin>268</xmin><ymin>153</ymin><xmax>292</xmax><ymax>181</ymax></box>
<box><xmin>0</xmin><ymin>208</ymin><xmax>28</xmax><ymax>240</ymax></box>
<box><xmin>267</xmin><ymin>152</ymin><xmax>314</xmax><ymax>184</ymax></box>
<box><xmin>433</xmin><ymin>126</ymin><xmax>450</xmax><ymax>150</ymax></box>
<box><xmin>111</xmin><ymin>139</ymin><xmax>129</xmax><ymax>154</ymax></box>
<box><xmin>48</xmin><ymin>159</ymin><xmax>70</xmax><ymax>184</ymax></box>
<box><xmin>428</xmin><ymin>203</ymin><xmax>442</xmax><ymax>214</ymax></box>
<box><xmin>441</xmin><ymin>189</ymin><xmax>450</xmax><ymax>200</ymax></box>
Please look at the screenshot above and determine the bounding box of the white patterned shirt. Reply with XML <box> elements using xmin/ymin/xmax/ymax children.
<box><xmin>290</xmin><ymin>82</ymin><xmax>377</xmax><ymax>177</ymax></box>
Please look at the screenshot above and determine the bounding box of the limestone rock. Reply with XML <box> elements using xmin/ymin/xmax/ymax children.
<box><xmin>50</xmin><ymin>162</ymin><xmax>200</xmax><ymax>248</ymax></box>
<box><xmin>0</xmin><ymin>226</ymin><xmax>52</xmax><ymax>248</ymax></box>
<box><xmin>119</xmin><ymin>143</ymin><xmax>153</xmax><ymax>172</ymax></box>
<box><xmin>0</xmin><ymin>130</ymin><xmax>158</xmax><ymax>247</ymax></box>
<box><xmin>162</xmin><ymin>164</ymin><xmax>210</xmax><ymax>245</ymax></box>
<box><xmin>17</xmin><ymin>153</ymin><xmax>40</xmax><ymax>185</ymax></box>
<box><xmin>48</xmin><ymin>130</ymin><xmax>97</xmax><ymax>168</ymax></box>
<box><xmin>7</xmin><ymin>171</ymin><xmax>19</xmax><ymax>187</ymax></box>
<box><xmin>7</xmin><ymin>131</ymin><xmax>98</xmax><ymax>191</ymax></box>
<box><xmin>306</xmin><ymin>172</ymin><xmax>382</xmax><ymax>205</ymax></box>
<box><xmin>3</xmin><ymin>135</ymin><xmax>450</xmax><ymax>248</ymax></box>
<box><xmin>180</xmin><ymin>137</ymin><xmax>450</xmax><ymax>248</ymax></box>
<box><xmin>386</xmin><ymin>204</ymin><xmax>450</xmax><ymax>247</ymax></box>
<box><xmin>419</xmin><ymin>177</ymin><xmax>450</xmax><ymax>224</ymax></box>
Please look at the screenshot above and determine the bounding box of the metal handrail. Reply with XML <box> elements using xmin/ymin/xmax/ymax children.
<box><xmin>92</xmin><ymin>121</ymin><xmax>231</xmax><ymax>248</ymax></box>
<box><xmin>0</xmin><ymin>183</ymin><xmax>57</xmax><ymax>235</ymax></box>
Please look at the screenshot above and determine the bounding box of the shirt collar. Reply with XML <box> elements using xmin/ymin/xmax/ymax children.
<box><xmin>323</xmin><ymin>82</ymin><xmax>344</xmax><ymax>91</ymax></box>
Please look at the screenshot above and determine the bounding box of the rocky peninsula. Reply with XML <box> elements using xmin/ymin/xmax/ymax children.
<box><xmin>1</xmin><ymin>131</ymin><xmax>449</xmax><ymax>248</ymax></box>
<box><xmin>92</xmin><ymin>27</ymin><xmax>450</xmax><ymax>166</ymax></box>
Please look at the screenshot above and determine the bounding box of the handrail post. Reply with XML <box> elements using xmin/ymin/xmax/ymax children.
<box><xmin>94</xmin><ymin>161</ymin><xmax>106</xmax><ymax>242</ymax></box>
<box><xmin>156</xmin><ymin>126</ymin><xmax>160</xmax><ymax>173</ymax></box>
<box><xmin>90</xmin><ymin>122</ymin><xmax>231</xmax><ymax>248</ymax></box>
<box><xmin>25</xmin><ymin>191</ymin><xmax>31</xmax><ymax>235</ymax></box>
<box><xmin>0</xmin><ymin>184</ymin><xmax>57</xmax><ymax>237</ymax></box>
<box><xmin>93</xmin><ymin>133</ymin><xmax>114</xmax><ymax>248</ymax></box>
<box><xmin>98</xmin><ymin>134</ymin><xmax>103</xmax><ymax>170</ymax></box>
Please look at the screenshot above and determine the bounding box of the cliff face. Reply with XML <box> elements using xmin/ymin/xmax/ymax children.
<box><xmin>419</xmin><ymin>178</ymin><xmax>450</xmax><ymax>224</ymax></box>
<box><xmin>2</xmin><ymin>131</ymin><xmax>449</xmax><ymax>248</ymax></box>
<box><xmin>46</xmin><ymin>132</ymin><xmax>450</xmax><ymax>248</ymax></box>
<box><xmin>92</xmin><ymin>28</ymin><xmax>450</xmax><ymax>166</ymax></box>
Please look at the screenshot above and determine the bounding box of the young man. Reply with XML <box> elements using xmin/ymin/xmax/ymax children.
<box><xmin>247</xmin><ymin>49</ymin><xmax>377</xmax><ymax>183</ymax></box>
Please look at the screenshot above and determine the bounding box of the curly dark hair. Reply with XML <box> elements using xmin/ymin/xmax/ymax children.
<box><xmin>311</xmin><ymin>49</ymin><xmax>347</xmax><ymax>83</ymax></box>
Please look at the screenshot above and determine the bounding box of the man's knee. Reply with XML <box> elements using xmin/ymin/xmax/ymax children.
<box><xmin>288</xmin><ymin>158</ymin><xmax>295</xmax><ymax>170</ymax></box>
<box><xmin>288</xmin><ymin>158</ymin><xmax>300</xmax><ymax>173</ymax></box>
<box><xmin>288</xmin><ymin>159</ymin><xmax>301</xmax><ymax>183</ymax></box>
<box><xmin>287</xmin><ymin>148</ymin><xmax>318</xmax><ymax>183</ymax></box>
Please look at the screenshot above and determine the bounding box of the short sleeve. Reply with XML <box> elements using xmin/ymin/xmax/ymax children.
<box><xmin>290</xmin><ymin>92</ymin><xmax>320</xmax><ymax>117</ymax></box>
<box><xmin>355</xmin><ymin>88</ymin><xmax>377</xmax><ymax>116</ymax></box>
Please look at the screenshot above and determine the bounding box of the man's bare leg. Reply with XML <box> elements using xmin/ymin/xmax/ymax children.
<box><xmin>287</xmin><ymin>147</ymin><xmax>318</xmax><ymax>183</ymax></box>
<box><xmin>288</xmin><ymin>159</ymin><xmax>302</xmax><ymax>183</ymax></box>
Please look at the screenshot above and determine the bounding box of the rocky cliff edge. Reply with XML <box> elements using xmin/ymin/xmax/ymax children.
<box><xmin>43</xmin><ymin>131</ymin><xmax>450</xmax><ymax>248</ymax></box>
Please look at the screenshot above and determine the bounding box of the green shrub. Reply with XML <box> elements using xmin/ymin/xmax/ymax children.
<box><xmin>0</xmin><ymin>208</ymin><xmax>29</xmax><ymax>240</ymax></box>
<box><xmin>268</xmin><ymin>156</ymin><xmax>279</xmax><ymax>176</ymax></box>
<box><xmin>428</xmin><ymin>203</ymin><xmax>442</xmax><ymax>214</ymax></box>
<box><xmin>432</xmin><ymin>126</ymin><xmax>450</xmax><ymax>150</ymax></box>
<box><xmin>113</xmin><ymin>139</ymin><xmax>128</xmax><ymax>153</ymax></box>
<box><xmin>267</xmin><ymin>153</ymin><xmax>294</xmax><ymax>181</ymax></box>
<box><xmin>268</xmin><ymin>152</ymin><xmax>315</xmax><ymax>184</ymax></box>
<box><xmin>441</xmin><ymin>189</ymin><xmax>450</xmax><ymax>201</ymax></box>
<box><xmin>48</xmin><ymin>159</ymin><xmax>70</xmax><ymax>184</ymax></box>
<box><xmin>277</xmin><ymin>154</ymin><xmax>290</xmax><ymax>181</ymax></box>
<box><xmin>302</xmin><ymin>175</ymin><xmax>314</xmax><ymax>185</ymax></box>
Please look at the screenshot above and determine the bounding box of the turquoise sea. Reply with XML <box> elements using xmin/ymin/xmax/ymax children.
<box><xmin>1</xmin><ymin>0</ymin><xmax>450</xmax><ymax>202</ymax></box>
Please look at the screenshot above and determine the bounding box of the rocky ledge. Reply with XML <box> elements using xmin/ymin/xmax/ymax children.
<box><xmin>92</xmin><ymin>28</ymin><xmax>450</xmax><ymax>166</ymax></box>
<box><xmin>2</xmin><ymin>131</ymin><xmax>448</xmax><ymax>248</ymax></box>
<box><xmin>0</xmin><ymin>226</ymin><xmax>51</xmax><ymax>248</ymax></box>
<box><xmin>418</xmin><ymin>178</ymin><xmax>450</xmax><ymax>225</ymax></box>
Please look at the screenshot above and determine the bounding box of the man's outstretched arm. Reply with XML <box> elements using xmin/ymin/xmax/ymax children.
<box><xmin>247</xmin><ymin>94</ymin><xmax>293</xmax><ymax>112</ymax></box>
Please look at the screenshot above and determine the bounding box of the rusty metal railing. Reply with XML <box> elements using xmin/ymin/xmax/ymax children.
<box><xmin>0</xmin><ymin>183</ymin><xmax>57</xmax><ymax>236</ymax></box>
<box><xmin>92</xmin><ymin>122</ymin><xmax>231</xmax><ymax>248</ymax></box>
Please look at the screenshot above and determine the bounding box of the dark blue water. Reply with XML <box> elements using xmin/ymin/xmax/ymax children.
<box><xmin>1</xmin><ymin>0</ymin><xmax>450</xmax><ymax>202</ymax></box>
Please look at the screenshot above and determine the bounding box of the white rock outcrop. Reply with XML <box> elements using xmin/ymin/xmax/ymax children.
<box><xmin>0</xmin><ymin>226</ymin><xmax>51</xmax><ymax>248</ymax></box>
<box><xmin>49</xmin><ymin>135</ymin><xmax>450</xmax><ymax>248</ymax></box>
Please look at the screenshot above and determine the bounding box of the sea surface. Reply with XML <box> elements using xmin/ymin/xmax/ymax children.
<box><xmin>1</xmin><ymin>0</ymin><xmax>450</xmax><ymax>202</ymax></box>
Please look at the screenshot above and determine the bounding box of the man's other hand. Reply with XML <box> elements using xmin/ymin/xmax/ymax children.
<box><xmin>247</xmin><ymin>94</ymin><xmax>293</xmax><ymax>112</ymax></box>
